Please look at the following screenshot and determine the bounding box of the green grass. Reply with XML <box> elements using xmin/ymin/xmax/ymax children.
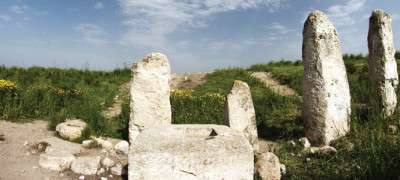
<box><xmin>1</xmin><ymin>52</ymin><xmax>400</xmax><ymax>179</ymax></box>
<box><xmin>0</xmin><ymin>65</ymin><xmax>131</xmax><ymax>139</ymax></box>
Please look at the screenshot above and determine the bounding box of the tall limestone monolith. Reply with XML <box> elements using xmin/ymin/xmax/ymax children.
<box><xmin>129</xmin><ymin>53</ymin><xmax>171</xmax><ymax>143</ymax></box>
<box><xmin>225</xmin><ymin>80</ymin><xmax>259</xmax><ymax>152</ymax></box>
<box><xmin>368</xmin><ymin>9</ymin><xmax>398</xmax><ymax>117</ymax></box>
<box><xmin>302</xmin><ymin>11</ymin><xmax>351</xmax><ymax>145</ymax></box>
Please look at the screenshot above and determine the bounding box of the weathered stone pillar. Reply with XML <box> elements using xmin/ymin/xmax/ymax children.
<box><xmin>129</xmin><ymin>53</ymin><xmax>171</xmax><ymax>143</ymax></box>
<box><xmin>302</xmin><ymin>11</ymin><xmax>351</xmax><ymax>145</ymax></box>
<box><xmin>225</xmin><ymin>80</ymin><xmax>259</xmax><ymax>152</ymax></box>
<box><xmin>368</xmin><ymin>9</ymin><xmax>398</xmax><ymax>116</ymax></box>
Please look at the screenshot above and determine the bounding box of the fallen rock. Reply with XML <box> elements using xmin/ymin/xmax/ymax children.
<box><xmin>225</xmin><ymin>80</ymin><xmax>259</xmax><ymax>152</ymax></box>
<box><xmin>130</xmin><ymin>53</ymin><xmax>172</xmax><ymax>142</ymax></box>
<box><xmin>308</xmin><ymin>146</ymin><xmax>338</xmax><ymax>155</ymax></box>
<box><xmin>299</xmin><ymin>137</ymin><xmax>311</xmax><ymax>149</ymax></box>
<box><xmin>101</xmin><ymin>157</ymin><xmax>115</xmax><ymax>168</ymax></box>
<box><xmin>114</xmin><ymin>140</ymin><xmax>129</xmax><ymax>155</ymax></box>
<box><xmin>111</xmin><ymin>164</ymin><xmax>127</xmax><ymax>176</ymax></box>
<box><xmin>55</xmin><ymin>119</ymin><xmax>87</xmax><ymax>140</ymax></box>
<box><xmin>254</xmin><ymin>152</ymin><xmax>281</xmax><ymax>180</ymax></box>
<box><xmin>78</xmin><ymin>175</ymin><xmax>85</xmax><ymax>180</ymax></box>
<box><xmin>40</xmin><ymin>137</ymin><xmax>84</xmax><ymax>154</ymax></box>
<box><xmin>97</xmin><ymin>168</ymin><xmax>105</xmax><ymax>175</ymax></box>
<box><xmin>287</xmin><ymin>140</ymin><xmax>296</xmax><ymax>147</ymax></box>
<box><xmin>280</xmin><ymin>164</ymin><xmax>286</xmax><ymax>175</ymax></box>
<box><xmin>82</xmin><ymin>140</ymin><xmax>93</xmax><ymax>148</ymax></box>
<box><xmin>93</xmin><ymin>137</ymin><xmax>113</xmax><ymax>150</ymax></box>
<box><xmin>258</xmin><ymin>139</ymin><xmax>278</xmax><ymax>153</ymax></box>
<box><xmin>129</xmin><ymin>124</ymin><xmax>254</xmax><ymax>179</ymax></box>
<box><xmin>368</xmin><ymin>9</ymin><xmax>398</xmax><ymax>116</ymax></box>
<box><xmin>39</xmin><ymin>148</ymin><xmax>76</xmax><ymax>171</ymax></box>
<box><xmin>389</xmin><ymin>125</ymin><xmax>397</xmax><ymax>134</ymax></box>
<box><xmin>302</xmin><ymin>10</ymin><xmax>351</xmax><ymax>145</ymax></box>
<box><xmin>71</xmin><ymin>156</ymin><xmax>101</xmax><ymax>175</ymax></box>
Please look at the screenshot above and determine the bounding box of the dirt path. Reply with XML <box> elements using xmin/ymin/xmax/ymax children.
<box><xmin>250</xmin><ymin>72</ymin><xmax>298</xmax><ymax>96</ymax></box>
<box><xmin>0</xmin><ymin>120</ymin><xmax>127</xmax><ymax>180</ymax></box>
<box><xmin>0</xmin><ymin>120</ymin><xmax>69</xmax><ymax>180</ymax></box>
<box><xmin>103</xmin><ymin>72</ymin><xmax>211</xmax><ymax>118</ymax></box>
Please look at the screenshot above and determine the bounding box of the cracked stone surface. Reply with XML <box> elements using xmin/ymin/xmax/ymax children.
<box><xmin>128</xmin><ymin>124</ymin><xmax>254</xmax><ymax>180</ymax></box>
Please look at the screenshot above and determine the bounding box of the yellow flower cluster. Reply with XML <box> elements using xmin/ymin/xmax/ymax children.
<box><xmin>0</xmin><ymin>79</ymin><xmax>20</xmax><ymax>91</ymax></box>
<box><xmin>170</xmin><ymin>89</ymin><xmax>226</xmax><ymax>104</ymax></box>
<box><xmin>170</xmin><ymin>89</ymin><xmax>196</xmax><ymax>100</ymax></box>
<box><xmin>27</xmin><ymin>84</ymin><xmax>84</xmax><ymax>96</ymax></box>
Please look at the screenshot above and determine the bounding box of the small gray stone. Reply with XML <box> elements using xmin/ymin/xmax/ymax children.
<box><xmin>309</xmin><ymin>146</ymin><xmax>337</xmax><ymax>155</ymax></box>
<box><xmin>82</xmin><ymin>140</ymin><xmax>93</xmax><ymax>148</ymax></box>
<box><xmin>39</xmin><ymin>148</ymin><xmax>76</xmax><ymax>171</ymax></box>
<box><xmin>101</xmin><ymin>157</ymin><xmax>114</xmax><ymax>168</ymax></box>
<box><xmin>280</xmin><ymin>164</ymin><xmax>286</xmax><ymax>175</ymax></box>
<box><xmin>299</xmin><ymin>137</ymin><xmax>311</xmax><ymax>148</ymax></box>
<box><xmin>114</xmin><ymin>140</ymin><xmax>129</xmax><ymax>155</ymax></box>
<box><xmin>71</xmin><ymin>156</ymin><xmax>101</xmax><ymax>175</ymax></box>
<box><xmin>287</xmin><ymin>140</ymin><xmax>296</xmax><ymax>147</ymax></box>
<box><xmin>389</xmin><ymin>125</ymin><xmax>397</xmax><ymax>134</ymax></box>
<box><xmin>78</xmin><ymin>175</ymin><xmax>85</xmax><ymax>180</ymax></box>
<box><xmin>55</xmin><ymin>119</ymin><xmax>87</xmax><ymax>140</ymax></box>
<box><xmin>111</xmin><ymin>165</ymin><xmax>127</xmax><ymax>176</ymax></box>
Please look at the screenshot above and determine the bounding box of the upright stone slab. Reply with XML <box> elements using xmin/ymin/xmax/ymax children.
<box><xmin>129</xmin><ymin>53</ymin><xmax>171</xmax><ymax>143</ymax></box>
<box><xmin>368</xmin><ymin>9</ymin><xmax>398</xmax><ymax>116</ymax></box>
<box><xmin>128</xmin><ymin>124</ymin><xmax>254</xmax><ymax>180</ymax></box>
<box><xmin>302</xmin><ymin>11</ymin><xmax>351</xmax><ymax>145</ymax></box>
<box><xmin>225</xmin><ymin>80</ymin><xmax>259</xmax><ymax>152</ymax></box>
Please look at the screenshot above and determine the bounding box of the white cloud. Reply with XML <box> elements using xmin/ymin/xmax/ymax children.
<box><xmin>265</xmin><ymin>22</ymin><xmax>293</xmax><ymax>34</ymax></box>
<box><xmin>15</xmin><ymin>22</ymin><xmax>23</xmax><ymax>28</ymax></box>
<box><xmin>33</xmin><ymin>11</ymin><xmax>48</xmax><ymax>16</ymax></box>
<box><xmin>10</xmin><ymin>5</ymin><xmax>28</xmax><ymax>14</ymax></box>
<box><xmin>326</xmin><ymin>0</ymin><xmax>366</xmax><ymax>27</ymax></box>
<box><xmin>94</xmin><ymin>2</ymin><xmax>104</xmax><ymax>9</ymax></box>
<box><xmin>0</xmin><ymin>15</ymin><xmax>12</xmax><ymax>22</ymax></box>
<box><xmin>74</xmin><ymin>24</ymin><xmax>107</xmax><ymax>45</ymax></box>
<box><xmin>117</xmin><ymin>0</ymin><xmax>287</xmax><ymax>48</ymax></box>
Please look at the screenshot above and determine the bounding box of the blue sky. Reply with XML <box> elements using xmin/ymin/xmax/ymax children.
<box><xmin>0</xmin><ymin>0</ymin><xmax>399</xmax><ymax>73</ymax></box>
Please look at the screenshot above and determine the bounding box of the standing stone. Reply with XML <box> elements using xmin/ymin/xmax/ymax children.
<box><xmin>129</xmin><ymin>53</ymin><xmax>171</xmax><ymax>142</ymax></box>
<box><xmin>302</xmin><ymin>11</ymin><xmax>351</xmax><ymax>145</ymax></box>
<box><xmin>368</xmin><ymin>9</ymin><xmax>398</xmax><ymax>116</ymax></box>
<box><xmin>225</xmin><ymin>80</ymin><xmax>259</xmax><ymax>152</ymax></box>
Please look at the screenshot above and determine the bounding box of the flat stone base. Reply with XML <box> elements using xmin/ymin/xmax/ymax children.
<box><xmin>128</xmin><ymin>124</ymin><xmax>254</xmax><ymax>180</ymax></box>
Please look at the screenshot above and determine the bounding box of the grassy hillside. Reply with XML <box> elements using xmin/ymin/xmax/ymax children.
<box><xmin>1</xmin><ymin>52</ymin><xmax>400</xmax><ymax>179</ymax></box>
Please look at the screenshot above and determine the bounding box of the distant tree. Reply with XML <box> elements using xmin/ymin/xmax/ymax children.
<box><xmin>395</xmin><ymin>51</ymin><xmax>400</xmax><ymax>60</ymax></box>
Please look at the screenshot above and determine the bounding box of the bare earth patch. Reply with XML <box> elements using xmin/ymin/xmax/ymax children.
<box><xmin>250</xmin><ymin>72</ymin><xmax>298</xmax><ymax>96</ymax></box>
<box><xmin>0</xmin><ymin>120</ymin><xmax>127</xmax><ymax>180</ymax></box>
<box><xmin>170</xmin><ymin>72</ymin><xmax>211</xmax><ymax>90</ymax></box>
